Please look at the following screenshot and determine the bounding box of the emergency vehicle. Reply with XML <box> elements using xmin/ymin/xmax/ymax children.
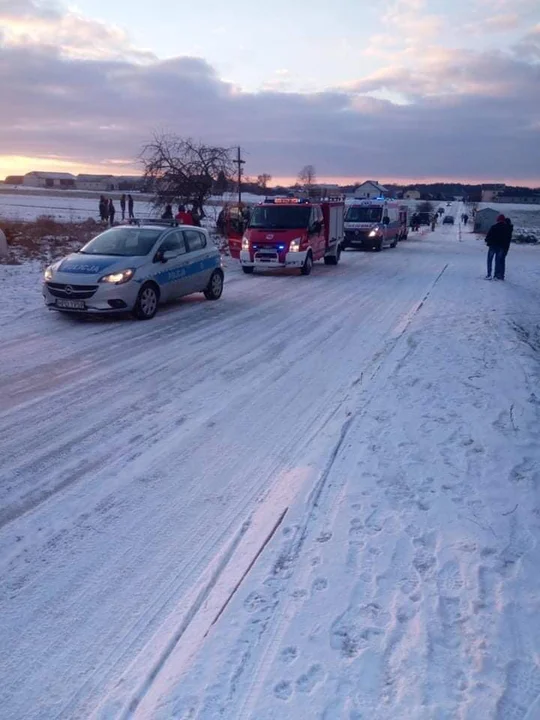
<box><xmin>216</xmin><ymin>203</ymin><xmax>249</xmax><ymax>259</ymax></box>
<box><xmin>343</xmin><ymin>199</ymin><xmax>408</xmax><ymax>252</ymax></box>
<box><xmin>239</xmin><ymin>197</ymin><xmax>344</xmax><ymax>275</ymax></box>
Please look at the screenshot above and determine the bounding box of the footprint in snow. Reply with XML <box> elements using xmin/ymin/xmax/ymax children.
<box><xmin>280</xmin><ymin>646</ymin><xmax>298</xmax><ymax>664</ymax></box>
<box><xmin>496</xmin><ymin>660</ymin><xmax>540</xmax><ymax>720</ymax></box>
<box><xmin>316</xmin><ymin>531</ymin><xmax>333</xmax><ymax>543</ymax></box>
<box><xmin>296</xmin><ymin>664</ymin><xmax>325</xmax><ymax>694</ymax></box>
<box><xmin>437</xmin><ymin>560</ymin><xmax>464</xmax><ymax>597</ymax></box>
<box><xmin>312</xmin><ymin>577</ymin><xmax>328</xmax><ymax>592</ymax></box>
<box><xmin>274</xmin><ymin>680</ymin><xmax>293</xmax><ymax>701</ymax></box>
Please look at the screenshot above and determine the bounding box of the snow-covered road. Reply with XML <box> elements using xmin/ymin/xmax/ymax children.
<box><xmin>2</xmin><ymin>208</ymin><xmax>540</xmax><ymax>719</ymax></box>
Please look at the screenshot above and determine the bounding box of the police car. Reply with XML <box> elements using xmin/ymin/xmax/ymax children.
<box><xmin>43</xmin><ymin>221</ymin><xmax>224</xmax><ymax>320</ymax></box>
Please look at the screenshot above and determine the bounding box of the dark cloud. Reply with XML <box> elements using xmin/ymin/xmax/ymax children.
<box><xmin>0</xmin><ymin>25</ymin><xmax>539</xmax><ymax>181</ymax></box>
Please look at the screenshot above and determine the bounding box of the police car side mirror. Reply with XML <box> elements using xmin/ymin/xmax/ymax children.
<box><xmin>162</xmin><ymin>250</ymin><xmax>179</xmax><ymax>262</ymax></box>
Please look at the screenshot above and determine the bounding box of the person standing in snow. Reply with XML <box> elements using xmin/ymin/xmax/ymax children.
<box><xmin>108</xmin><ymin>199</ymin><xmax>116</xmax><ymax>226</ymax></box>
<box><xmin>99</xmin><ymin>195</ymin><xmax>108</xmax><ymax>222</ymax></box>
<box><xmin>503</xmin><ymin>216</ymin><xmax>513</xmax><ymax>263</ymax></box>
<box><xmin>128</xmin><ymin>194</ymin><xmax>135</xmax><ymax>220</ymax></box>
<box><xmin>161</xmin><ymin>204</ymin><xmax>173</xmax><ymax>220</ymax></box>
<box><xmin>120</xmin><ymin>194</ymin><xmax>126</xmax><ymax>221</ymax></box>
<box><xmin>485</xmin><ymin>214</ymin><xmax>511</xmax><ymax>280</ymax></box>
<box><xmin>175</xmin><ymin>205</ymin><xmax>194</xmax><ymax>225</ymax></box>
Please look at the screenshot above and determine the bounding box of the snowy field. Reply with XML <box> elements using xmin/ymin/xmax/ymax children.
<box><xmin>1</xmin><ymin>207</ymin><xmax>540</xmax><ymax>719</ymax></box>
<box><xmin>1</xmin><ymin>191</ymin><xmax>540</xmax><ymax>235</ymax></box>
<box><xmin>0</xmin><ymin>191</ymin><xmax>264</xmax><ymax>223</ymax></box>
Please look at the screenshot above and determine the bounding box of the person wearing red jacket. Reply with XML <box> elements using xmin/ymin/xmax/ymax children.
<box><xmin>175</xmin><ymin>204</ymin><xmax>194</xmax><ymax>225</ymax></box>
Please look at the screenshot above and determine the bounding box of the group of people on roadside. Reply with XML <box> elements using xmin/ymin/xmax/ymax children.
<box><xmin>485</xmin><ymin>214</ymin><xmax>513</xmax><ymax>281</ymax></box>
<box><xmin>99</xmin><ymin>194</ymin><xmax>135</xmax><ymax>226</ymax></box>
<box><xmin>161</xmin><ymin>204</ymin><xmax>202</xmax><ymax>226</ymax></box>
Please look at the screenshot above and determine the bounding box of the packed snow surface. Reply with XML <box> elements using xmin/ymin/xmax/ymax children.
<box><xmin>1</xmin><ymin>207</ymin><xmax>540</xmax><ymax>719</ymax></box>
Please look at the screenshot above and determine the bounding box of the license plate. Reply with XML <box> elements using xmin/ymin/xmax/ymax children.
<box><xmin>56</xmin><ymin>299</ymin><xmax>86</xmax><ymax>310</ymax></box>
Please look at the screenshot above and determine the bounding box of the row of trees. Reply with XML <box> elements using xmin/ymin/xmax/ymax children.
<box><xmin>140</xmin><ymin>133</ymin><xmax>318</xmax><ymax>217</ymax></box>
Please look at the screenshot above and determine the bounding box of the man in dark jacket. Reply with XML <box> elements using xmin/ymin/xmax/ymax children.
<box><xmin>99</xmin><ymin>196</ymin><xmax>107</xmax><ymax>222</ymax></box>
<box><xmin>120</xmin><ymin>194</ymin><xmax>126</xmax><ymax>221</ymax></box>
<box><xmin>485</xmin><ymin>214</ymin><xmax>511</xmax><ymax>280</ymax></box>
<box><xmin>108</xmin><ymin>199</ymin><xmax>116</xmax><ymax>226</ymax></box>
<box><xmin>128</xmin><ymin>194</ymin><xmax>135</xmax><ymax>220</ymax></box>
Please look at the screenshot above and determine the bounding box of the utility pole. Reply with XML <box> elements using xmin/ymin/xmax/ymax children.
<box><xmin>234</xmin><ymin>146</ymin><xmax>245</xmax><ymax>206</ymax></box>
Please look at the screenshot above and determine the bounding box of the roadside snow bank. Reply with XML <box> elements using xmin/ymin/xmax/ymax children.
<box><xmin>139</xmin><ymin>246</ymin><xmax>540</xmax><ymax>720</ymax></box>
<box><xmin>0</xmin><ymin>262</ymin><xmax>43</xmax><ymax>327</ymax></box>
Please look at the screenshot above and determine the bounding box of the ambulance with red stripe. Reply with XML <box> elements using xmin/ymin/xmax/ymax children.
<box><xmin>239</xmin><ymin>197</ymin><xmax>344</xmax><ymax>275</ymax></box>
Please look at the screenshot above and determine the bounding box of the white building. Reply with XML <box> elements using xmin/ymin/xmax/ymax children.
<box><xmin>76</xmin><ymin>174</ymin><xmax>115</xmax><ymax>191</ymax></box>
<box><xmin>404</xmin><ymin>189</ymin><xmax>421</xmax><ymax>200</ymax></box>
<box><xmin>354</xmin><ymin>181</ymin><xmax>388</xmax><ymax>199</ymax></box>
<box><xmin>22</xmin><ymin>171</ymin><xmax>76</xmax><ymax>189</ymax></box>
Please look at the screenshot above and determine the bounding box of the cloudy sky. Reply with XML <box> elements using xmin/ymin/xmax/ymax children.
<box><xmin>1</xmin><ymin>0</ymin><xmax>539</xmax><ymax>184</ymax></box>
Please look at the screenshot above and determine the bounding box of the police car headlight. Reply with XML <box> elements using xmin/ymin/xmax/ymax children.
<box><xmin>289</xmin><ymin>238</ymin><xmax>301</xmax><ymax>252</ymax></box>
<box><xmin>44</xmin><ymin>265</ymin><xmax>54</xmax><ymax>281</ymax></box>
<box><xmin>99</xmin><ymin>268</ymin><xmax>134</xmax><ymax>284</ymax></box>
<box><xmin>241</xmin><ymin>235</ymin><xmax>250</xmax><ymax>251</ymax></box>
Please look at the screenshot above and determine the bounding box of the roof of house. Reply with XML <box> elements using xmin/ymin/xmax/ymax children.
<box><xmin>77</xmin><ymin>174</ymin><xmax>114</xmax><ymax>181</ymax></box>
<box><xmin>25</xmin><ymin>171</ymin><xmax>75</xmax><ymax>180</ymax></box>
<box><xmin>356</xmin><ymin>180</ymin><xmax>388</xmax><ymax>192</ymax></box>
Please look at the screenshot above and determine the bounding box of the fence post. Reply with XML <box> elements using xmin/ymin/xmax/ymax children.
<box><xmin>0</xmin><ymin>228</ymin><xmax>7</xmax><ymax>259</ymax></box>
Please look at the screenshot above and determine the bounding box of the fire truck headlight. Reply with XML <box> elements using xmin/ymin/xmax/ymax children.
<box><xmin>289</xmin><ymin>238</ymin><xmax>301</xmax><ymax>252</ymax></box>
<box><xmin>241</xmin><ymin>235</ymin><xmax>250</xmax><ymax>251</ymax></box>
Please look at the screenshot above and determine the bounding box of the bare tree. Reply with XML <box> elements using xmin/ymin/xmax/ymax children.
<box><xmin>140</xmin><ymin>133</ymin><xmax>235</xmax><ymax>217</ymax></box>
<box><xmin>257</xmin><ymin>173</ymin><xmax>272</xmax><ymax>190</ymax></box>
<box><xmin>298</xmin><ymin>165</ymin><xmax>316</xmax><ymax>188</ymax></box>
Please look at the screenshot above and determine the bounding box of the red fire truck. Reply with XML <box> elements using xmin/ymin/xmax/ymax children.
<box><xmin>239</xmin><ymin>197</ymin><xmax>344</xmax><ymax>275</ymax></box>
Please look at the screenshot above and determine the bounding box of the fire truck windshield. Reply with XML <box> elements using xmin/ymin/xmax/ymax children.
<box><xmin>345</xmin><ymin>206</ymin><xmax>382</xmax><ymax>223</ymax></box>
<box><xmin>249</xmin><ymin>205</ymin><xmax>311</xmax><ymax>230</ymax></box>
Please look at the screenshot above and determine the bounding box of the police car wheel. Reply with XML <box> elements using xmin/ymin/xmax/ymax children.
<box><xmin>204</xmin><ymin>270</ymin><xmax>224</xmax><ymax>300</ymax></box>
<box><xmin>133</xmin><ymin>283</ymin><xmax>159</xmax><ymax>320</ymax></box>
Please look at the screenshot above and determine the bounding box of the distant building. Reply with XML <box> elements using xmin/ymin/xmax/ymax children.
<box><xmin>23</xmin><ymin>171</ymin><xmax>76</xmax><ymax>189</ymax></box>
<box><xmin>76</xmin><ymin>174</ymin><xmax>115</xmax><ymax>191</ymax></box>
<box><xmin>304</xmin><ymin>183</ymin><xmax>342</xmax><ymax>198</ymax></box>
<box><xmin>4</xmin><ymin>175</ymin><xmax>24</xmax><ymax>185</ymax></box>
<box><xmin>354</xmin><ymin>181</ymin><xmax>388</xmax><ymax>199</ymax></box>
<box><xmin>495</xmin><ymin>190</ymin><xmax>540</xmax><ymax>204</ymax></box>
<box><xmin>403</xmin><ymin>189</ymin><xmax>421</xmax><ymax>200</ymax></box>
<box><xmin>474</xmin><ymin>208</ymin><xmax>499</xmax><ymax>234</ymax></box>
<box><xmin>114</xmin><ymin>176</ymin><xmax>145</xmax><ymax>192</ymax></box>
<box><xmin>481</xmin><ymin>184</ymin><xmax>505</xmax><ymax>202</ymax></box>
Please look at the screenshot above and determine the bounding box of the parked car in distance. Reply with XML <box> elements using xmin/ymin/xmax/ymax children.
<box><xmin>443</xmin><ymin>216</ymin><xmax>455</xmax><ymax>225</ymax></box>
<box><xmin>43</xmin><ymin>221</ymin><xmax>224</xmax><ymax>320</ymax></box>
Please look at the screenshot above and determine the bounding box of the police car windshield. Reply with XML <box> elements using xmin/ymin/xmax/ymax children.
<box><xmin>249</xmin><ymin>206</ymin><xmax>311</xmax><ymax>230</ymax></box>
<box><xmin>79</xmin><ymin>228</ymin><xmax>162</xmax><ymax>256</ymax></box>
<box><xmin>345</xmin><ymin>207</ymin><xmax>382</xmax><ymax>223</ymax></box>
